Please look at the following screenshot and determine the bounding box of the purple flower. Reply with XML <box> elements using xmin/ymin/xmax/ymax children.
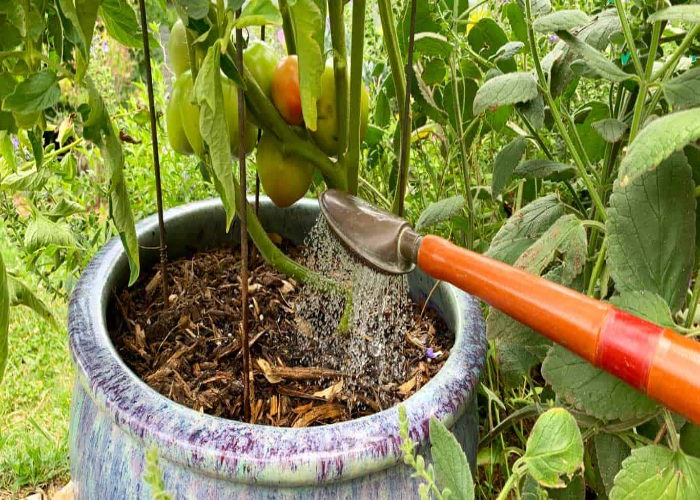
<box><xmin>11</xmin><ymin>136</ymin><xmax>19</xmax><ymax>149</ymax></box>
<box><xmin>426</xmin><ymin>347</ymin><xmax>437</xmax><ymax>359</ymax></box>
<box><xmin>549</xmin><ymin>35</ymin><xmax>559</xmax><ymax>44</ymax></box>
<box><xmin>277</xmin><ymin>29</ymin><xmax>285</xmax><ymax>46</ymax></box>
<box><xmin>102</xmin><ymin>41</ymin><xmax>110</xmax><ymax>53</ymax></box>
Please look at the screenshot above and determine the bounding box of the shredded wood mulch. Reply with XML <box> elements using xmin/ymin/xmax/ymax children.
<box><xmin>109</xmin><ymin>242</ymin><xmax>452</xmax><ymax>427</ymax></box>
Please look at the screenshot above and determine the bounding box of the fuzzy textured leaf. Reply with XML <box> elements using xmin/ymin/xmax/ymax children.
<box><xmin>492</xmin><ymin>137</ymin><xmax>527</xmax><ymax>199</ymax></box>
<box><xmin>7</xmin><ymin>275</ymin><xmax>58</xmax><ymax>330</ymax></box>
<box><xmin>513</xmin><ymin>159</ymin><xmax>576</xmax><ymax>182</ymax></box>
<box><xmin>595</xmin><ymin>433</ymin><xmax>631</xmax><ymax>497</ymax></box>
<box><xmin>0</xmin><ymin>252</ymin><xmax>8</xmax><ymax>383</ymax></box>
<box><xmin>609</xmin><ymin>291</ymin><xmax>675</xmax><ymax>329</ymax></box>
<box><xmin>2</xmin><ymin>71</ymin><xmax>60</xmax><ymax>113</ymax></box>
<box><xmin>648</xmin><ymin>5</ymin><xmax>700</xmax><ymax>24</ymax></box>
<box><xmin>517</xmin><ymin>0</ymin><xmax>551</xmax><ymax>17</ymax></box>
<box><xmin>523</xmin><ymin>408</ymin><xmax>584</xmax><ymax>488</ymax></box>
<box><xmin>430</xmin><ymin>417</ymin><xmax>474</xmax><ymax>500</ymax></box>
<box><xmin>662</xmin><ymin>67</ymin><xmax>700</xmax><ymax>110</ymax></box>
<box><xmin>610</xmin><ymin>446</ymin><xmax>700</xmax><ymax>499</ymax></box>
<box><xmin>619</xmin><ymin>109</ymin><xmax>700</xmax><ymax>183</ymax></box>
<box><xmin>473</xmin><ymin>72</ymin><xmax>538</xmax><ymax>115</ymax></box>
<box><xmin>607</xmin><ymin>152</ymin><xmax>696</xmax><ymax>312</ymax></box>
<box><xmin>416</xmin><ymin>195</ymin><xmax>465</xmax><ymax>231</ymax></box>
<box><xmin>195</xmin><ymin>45</ymin><xmax>236</xmax><ymax>231</ymax></box>
<box><xmin>235</xmin><ymin>0</ymin><xmax>282</xmax><ymax>28</ymax></box>
<box><xmin>557</xmin><ymin>31</ymin><xmax>631</xmax><ymax>83</ymax></box>
<box><xmin>517</xmin><ymin>94</ymin><xmax>545</xmax><ymax>131</ymax></box>
<box><xmin>486</xmin><ymin>195</ymin><xmax>566</xmax><ymax>265</ymax></box>
<box><xmin>592</xmin><ymin>118</ymin><xmax>627</xmax><ymax>142</ymax></box>
<box><xmin>533</xmin><ymin>10</ymin><xmax>589</xmax><ymax>33</ymax></box>
<box><xmin>493</xmin><ymin>41</ymin><xmax>524</xmax><ymax>61</ymax></box>
<box><xmin>290</xmin><ymin>0</ymin><xmax>325</xmax><ymax>131</ymax></box>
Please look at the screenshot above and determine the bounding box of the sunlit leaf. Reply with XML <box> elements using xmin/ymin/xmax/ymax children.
<box><xmin>24</xmin><ymin>211</ymin><xmax>78</xmax><ymax>252</ymax></box>
<box><xmin>648</xmin><ymin>5</ymin><xmax>700</xmax><ymax>24</ymax></box>
<box><xmin>2</xmin><ymin>71</ymin><xmax>60</xmax><ymax>113</ymax></box>
<box><xmin>533</xmin><ymin>10</ymin><xmax>589</xmax><ymax>33</ymax></box>
<box><xmin>7</xmin><ymin>275</ymin><xmax>58</xmax><ymax>330</ymax></box>
<box><xmin>234</xmin><ymin>0</ymin><xmax>282</xmax><ymax>28</ymax></box>
<box><xmin>99</xmin><ymin>0</ymin><xmax>143</xmax><ymax>48</ymax></box>
<box><xmin>416</xmin><ymin>195</ymin><xmax>465</xmax><ymax>231</ymax></box>
<box><xmin>430</xmin><ymin>417</ymin><xmax>474</xmax><ymax>500</ymax></box>
<box><xmin>473</xmin><ymin>72</ymin><xmax>538</xmax><ymax>115</ymax></box>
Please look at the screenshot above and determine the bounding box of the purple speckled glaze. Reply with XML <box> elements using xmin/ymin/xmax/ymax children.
<box><xmin>68</xmin><ymin>197</ymin><xmax>487</xmax><ymax>499</ymax></box>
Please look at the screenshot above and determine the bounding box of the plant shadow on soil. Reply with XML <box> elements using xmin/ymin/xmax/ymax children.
<box><xmin>109</xmin><ymin>240</ymin><xmax>453</xmax><ymax>427</ymax></box>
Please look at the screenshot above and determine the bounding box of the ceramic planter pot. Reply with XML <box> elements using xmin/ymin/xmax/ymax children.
<box><xmin>68</xmin><ymin>198</ymin><xmax>487</xmax><ymax>499</ymax></box>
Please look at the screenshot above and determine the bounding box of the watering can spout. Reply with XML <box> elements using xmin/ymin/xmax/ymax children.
<box><xmin>318</xmin><ymin>189</ymin><xmax>700</xmax><ymax>425</ymax></box>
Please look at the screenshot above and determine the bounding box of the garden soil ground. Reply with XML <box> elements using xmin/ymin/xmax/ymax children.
<box><xmin>109</xmin><ymin>241</ymin><xmax>452</xmax><ymax>427</ymax></box>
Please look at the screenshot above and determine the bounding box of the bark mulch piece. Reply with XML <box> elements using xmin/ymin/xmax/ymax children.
<box><xmin>109</xmin><ymin>242</ymin><xmax>453</xmax><ymax>427</ymax></box>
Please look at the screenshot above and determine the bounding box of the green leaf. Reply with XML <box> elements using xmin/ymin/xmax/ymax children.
<box><xmin>468</xmin><ymin>18</ymin><xmax>509</xmax><ymax>60</ymax></box>
<box><xmin>609</xmin><ymin>291</ymin><xmax>675</xmax><ymax>328</ymax></box>
<box><xmin>486</xmin><ymin>194</ymin><xmax>566</xmax><ymax>266</ymax></box>
<box><xmin>47</xmin><ymin>199</ymin><xmax>86</xmax><ymax>220</ymax></box>
<box><xmin>542</xmin><ymin>344</ymin><xmax>658</xmax><ymax>421</ymax></box>
<box><xmin>607</xmin><ymin>152</ymin><xmax>695</xmax><ymax>312</ymax></box>
<box><xmin>414</xmin><ymin>32</ymin><xmax>452</xmax><ymax>58</ymax></box>
<box><xmin>473</xmin><ymin>72</ymin><xmax>538</xmax><ymax>115</ymax></box>
<box><xmin>58</xmin><ymin>0</ymin><xmax>100</xmax><ymax>59</ymax></box>
<box><xmin>194</xmin><ymin>45</ymin><xmax>237</xmax><ymax>232</ymax></box>
<box><xmin>533</xmin><ymin>10</ymin><xmax>590</xmax><ymax>33</ymax></box>
<box><xmin>517</xmin><ymin>0</ymin><xmax>552</xmax><ymax>17</ymax></box>
<box><xmin>680</xmin><ymin>422</ymin><xmax>700</xmax><ymax>459</ymax></box>
<box><xmin>648</xmin><ymin>5</ymin><xmax>700</xmax><ymax>24</ymax></box>
<box><xmin>575</xmin><ymin>101</ymin><xmax>609</xmax><ymax>164</ymax></box>
<box><xmin>517</xmin><ymin>94</ymin><xmax>545</xmax><ymax>131</ymax></box>
<box><xmin>595</xmin><ymin>433</ymin><xmax>631</xmax><ymax>498</ymax></box>
<box><xmin>430</xmin><ymin>417</ymin><xmax>475</xmax><ymax>500</ymax></box>
<box><xmin>172</xmin><ymin>0</ymin><xmax>210</xmax><ymax>20</ymax></box>
<box><xmin>492</xmin><ymin>136</ymin><xmax>527</xmax><ymax>199</ymax></box>
<box><xmin>7</xmin><ymin>275</ymin><xmax>58</xmax><ymax>330</ymax></box>
<box><xmin>110</xmin><ymin>177</ymin><xmax>140</xmax><ymax>286</ymax></box>
<box><xmin>0</xmin><ymin>168</ymin><xmax>51</xmax><ymax>192</ymax></box>
<box><xmin>592</xmin><ymin>118</ymin><xmax>627</xmax><ymax>143</ymax></box>
<box><xmin>557</xmin><ymin>31</ymin><xmax>632</xmax><ymax>83</ymax></box>
<box><xmin>524</xmin><ymin>474</ymin><xmax>585</xmax><ymax>499</ymax></box>
<box><xmin>234</xmin><ymin>0</ymin><xmax>282</xmax><ymax>28</ymax></box>
<box><xmin>24</xmin><ymin>211</ymin><xmax>77</xmax><ymax>252</ymax></box>
<box><xmin>523</xmin><ymin>408</ymin><xmax>584</xmax><ymax>488</ymax></box>
<box><xmin>442</xmin><ymin>79</ymin><xmax>478</xmax><ymax>132</ymax></box>
<box><xmin>0</xmin><ymin>252</ymin><xmax>8</xmax><ymax>383</ymax></box>
<box><xmin>610</xmin><ymin>446</ymin><xmax>700</xmax><ymax>499</ymax></box>
<box><xmin>416</xmin><ymin>195</ymin><xmax>465</xmax><ymax>231</ymax></box>
<box><xmin>661</xmin><ymin>67</ymin><xmax>700</xmax><ymax>111</ymax></box>
<box><xmin>99</xmin><ymin>0</ymin><xmax>143</xmax><ymax>49</ymax></box>
<box><xmin>504</xmin><ymin>3</ymin><xmax>528</xmax><ymax>44</ymax></box>
<box><xmin>493</xmin><ymin>41</ymin><xmax>524</xmax><ymax>61</ymax></box>
<box><xmin>2</xmin><ymin>71</ymin><xmax>60</xmax><ymax>114</ymax></box>
<box><xmin>513</xmin><ymin>159</ymin><xmax>576</xmax><ymax>182</ymax></box>
<box><xmin>290</xmin><ymin>0</ymin><xmax>325</xmax><ymax>131</ymax></box>
<box><xmin>619</xmin><ymin>109</ymin><xmax>700</xmax><ymax>183</ymax></box>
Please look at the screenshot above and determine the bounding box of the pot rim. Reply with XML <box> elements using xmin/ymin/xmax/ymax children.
<box><xmin>68</xmin><ymin>197</ymin><xmax>486</xmax><ymax>486</ymax></box>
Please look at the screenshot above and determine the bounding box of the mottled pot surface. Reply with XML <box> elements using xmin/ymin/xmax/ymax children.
<box><xmin>68</xmin><ymin>197</ymin><xmax>487</xmax><ymax>487</ymax></box>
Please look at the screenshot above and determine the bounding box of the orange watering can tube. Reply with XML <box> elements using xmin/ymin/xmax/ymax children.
<box><xmin>417</xmin><ymin>235</ymin><xmax>700</xmax><ymax>425</ymax></box>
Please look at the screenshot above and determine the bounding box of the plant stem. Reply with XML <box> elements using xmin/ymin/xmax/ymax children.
<box><xmin>392</xmin><ymin>0</ymin><xmax>416</xmax><ymax>216</ymax></box>
<box><xmin>377</xmin><ymin>0</ymin><xmax>406</xmax><ymax>122</ymax></box>
<box><xmin>137</xmin><ymin>0</ymin><xmax>169</xmax><ymax>305</ymax></box>
<box><xmin>524</xmin><ymin>0</ymin><xmax>606</xmax><ymax>220</ymax></box>
<box><xmin>662</xmin><ymin>409</ymin><xmax>681</xmax><ymax>451</ymax></box>
<box><xmin>185</xmin><ymin>29</ymin><xmax>199</xmax><ymax>81</ymax></box>
<box><xmin>587</xmin><ymin>238</ymin><xmax>607</xmax><ymax>297</ymax></box>
<box><xmin>628</xmin><ymin>81</ymin><xmax>647</xmax><ymax>142</ymax></box>
<box><xmin>328</xmin><ymin>0</ymin><xmax>349</xmax><ymax>159</ymax></box>
<box><xmin>651</xmin><ymin>24</ymin><xmax>700</xmax><ymax>82</ymax></box>
<box><xmin>614</xmin><ymin>0</ymin><xmax>645</xmax><ymax>78</ymax></box>
<box><xmin>685</xmin><ymin>258</ymin><xmax>700</xmax><ymax>328</ymax></box>
<box><xmin>479</xmin><ymin>404</ymin><xmax>542</xmax><ymax>448</ymax></box>
<box><xmin>278</xmin><ymin>0</ymin><xmax>297</xmax><ymax>55</ymax></box>
<box><xmin>497</xmin><ymin>468</ymin><xmax>521</xmax><ymax>500</ymax></box>
<box><xmin>346</xmin><ymin>0</ymin><xmax>367</xmax><ymax>195</ymax></box>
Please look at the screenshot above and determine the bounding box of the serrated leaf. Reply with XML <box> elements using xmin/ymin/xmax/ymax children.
<box><xmin>172</xmin><ymin>0</ymin><xmax>209</xmax><ymax>20</ymax></box>
<box><xmin>194</xmin><ymin>45</ymin><xmax>236</xmax><ymax>231</ymax></box>
<box><xmin>7</xmin><ymin>275</ymin><xmax>58</xmax><ymax>330</ymax></box>
<box><xmin>0</xmin><ymin>252</ymin><xmax>8</xmax><ymax>382</ymax></box>
<box><xmin>430</xmin><ymin>417</ymin><xmax>474</xmax><ymax>500</ymax></box>
<box><xmin>619</xmin><ymin>109</ymin><xmax>700</xmax><ymax>183</ymax></box>
<box><xmin>557</xmin><ymin>31</ymin><xmax>632</xmax><ymax>83</ymax></box>
<box><xmin>595</xmin><ymin>433</ymin><xmax>631</xmax><ymax>497</ymax></box>
<box><xmin>234</xmin><ymin>0</ymin><xmax>282</xmax><ymax>28</ymax></box>
<box><xmin>414</xmin><ymin>32</ymin><xmax>452</xmax><ymax>58</ymax></box>
<box><xmin>0</xmin><ymin>168</ymin><xmax>51</xmax><ymax>192</ymax></box>
<box><xmin>610</xmin><ymin>446</ymin><xmax>700</xmax><ymax>499</ymax></box>
<box><xmin>607</xmin><ymin>152</ymin><xmax>695</xmax><ymax>312</ymax></box>
<box><xmin>493</xmin><ymin>41</ymin><xmax>524</xmax><ymax>61</ymax></box>
<box><xmin>473</xmin><ymin>72</ymin><xmax>538</xmax><ymax>115</ymax></box>
<box><xmin>648</xmin><ymin>5</ymin><xmax>700</xmax><ymax>24</ymax></box>
<box><xmin>2</xmin><ymin>70</ymin><xmax>60</xmax><ymax>113</ymax></box>
<box><xmin>492</xmin><ymin>137</ymin><xmax>527</xmax><ymax>199</ymax></box>
<box><xmin>416</xmin><ymin>195</ymin><xmax>465</xmax><ymax>231</ymax></box>
<box><xmin>662</xmin><ymin>67</ymin><xmax>700</xmax><ymax>110</ymax></box>
<box><xmin>609</xmin><ymin>291</ymin><xmax>675</xmax><ymax>328</ymax></box>
<box><xmin>533</xmin><ymin>10</ymin><xmax>590</xmax><ymax>33</ymax></box>
<box><xmin>592</xmin><ymin>118</ymin><xmax>627</xmax><ymax>142</ymax></box>
<box><xmin>523</xmin><ymin>408</ymin><xmax>584</xmax><ymax>488</ymax></box>
<box><xmin>290</xmin><ymin>0</ymin><xmax>325</xmax><ymax>131</ymax></box>
<box><xmin>486</xmin><ymin>194</ymin><xmax>566</xmax><ymax>265</ymax></box>
<box><xmin>513</xmin><ymin>159</ymin><xmax>576</xmax><ymax>181</ymax></box>
<box><xmin>99</xmin><ymin>0</ymin><xmax>143</xmax><ymax>49</ymax></box>
<box><xmin>542</xmin><ymin>345</ymin><xmax>658</xmax><ymax>421</ymax></box>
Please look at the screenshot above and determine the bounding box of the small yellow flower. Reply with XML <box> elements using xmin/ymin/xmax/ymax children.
<box><xmin>466</xmin><ymin>5</ymin><xmax>490</xmax><ymax>34</ymax></box>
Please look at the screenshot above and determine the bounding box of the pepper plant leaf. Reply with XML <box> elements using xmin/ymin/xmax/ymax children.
<box><xmin>7</xmin><ymin>275</ymin><xmax>58</xmax><ymax>330</ymax></box>
<box><xmin>24</xmin><ymin>211</ymin><xmax>78</xmax><ymax>252</ymax></box>
<box><xmin>473</xmin><ymin>72</ymin><xmax>538</xmax><ymax>115</ymax></box>
<box><xmin>172</xmin><ymin>0</ymin><xmax>210</xmax><ymax>20</ymax></box>
<box><xmin>99</xmin><ymin>0</ymin><xmax>144</xmax><ymax>48</ymax></box>
<box><xmin>234</xmin><ymin>0</ymin><xmax>282</xmax><ymax>28</ymax></box>
<box><xmin>2</xmin><ymin>70</ymin><xmax>60</xmax><ymax>114</ymax></box>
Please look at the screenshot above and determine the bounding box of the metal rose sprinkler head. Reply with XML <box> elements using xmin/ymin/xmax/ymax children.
<box><xmin>318</xmin><ymin>189</ymin><xmax>422</xmax><ymax>275</ymax></box>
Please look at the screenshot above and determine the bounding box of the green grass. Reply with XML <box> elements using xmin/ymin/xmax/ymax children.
<box><xmin>0</xmin><ymin>227</ymin><xmax>72</xmax><ymax>495</ymax></box>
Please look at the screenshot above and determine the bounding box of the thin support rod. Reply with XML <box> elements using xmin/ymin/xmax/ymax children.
<box><xmin>137</xmin><ymin>0</ymin><xmax>168</xmax><ymax>305</ymax></box>
<box><xmin>255</xmin><ymin>25</ymin><xmax>265</xmax><ymax>216</ymax></box>
<box><xmin>396</xmin><ymin>0</ymin><xmax>417</xmax><ymax>217</ymax></box>
<box><xmin>235</xmin><ymin>11</ymin><xmax>252</xmax><ymax>423</ymax></box>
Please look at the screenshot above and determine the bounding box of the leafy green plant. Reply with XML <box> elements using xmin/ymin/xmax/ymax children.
<box><xmin>143</xmin><ymin>447</ymin><xmax>172</xmax><ymax>500</ymax></box>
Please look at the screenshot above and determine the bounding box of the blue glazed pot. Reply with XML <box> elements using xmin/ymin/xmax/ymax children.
<box><xmin>68</xmin><ymin>198</ymin><xmax>486</xmax><ymax>499</ymax></box>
